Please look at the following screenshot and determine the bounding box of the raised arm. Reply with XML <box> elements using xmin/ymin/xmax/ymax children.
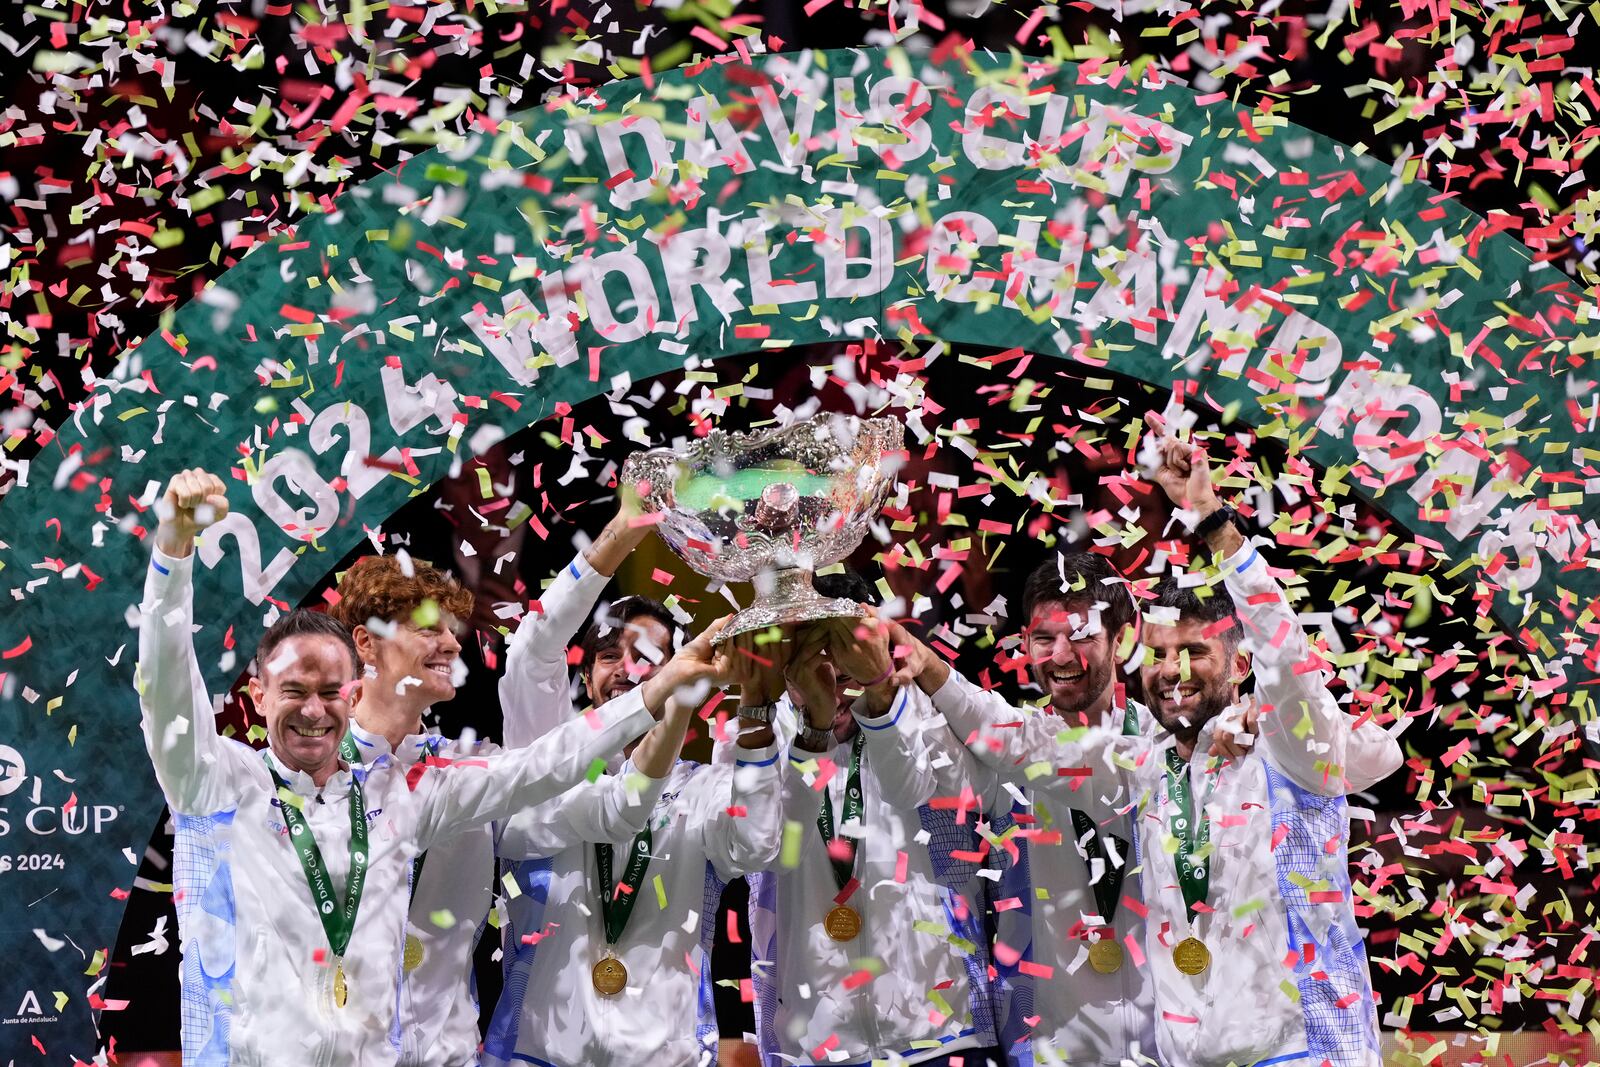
<box><xmin>497</xmin><ymin>621</ymin><xmax>723</xmax><ymax>856</ymax></box>
<box><xmin>1144</xmin><ymin>412</ymin><xmax>1403</xmax><ymax>796</ymax></box>
<box><xmin>500</xmin><ymin>491</ymin><xmax>653</xmax><ymax>747</ymax></box>
<box><xmin>497</xmin><ymin>761</ymin><xmax>669</xmax><ymax>857</ymax></box>
<box><xmin>782</xmin><ymin>689</ymin><xmax>839</xmax><ymax>830</ymax></box>
<box><xmin>689</xmin><ymin>628</ymin><xmax>784</xmax><ymax>877</ymax></box>
<box><xmin>931</xmin><ymin>670</ymin><xmax>1134</xmax><ymax>817</ymax></box>
<box><xmin>694</xmin><ymin>738</ymin><xmax>783</xmax><ymax>879</ymax></box>
<box><xmin>1220</xmin><ymin>544</ymin><xmax>1402</xmax><ymax>794</ymax></box>
<box><xmin>499</xmin><ymin>555</ymin><xmax>609</xmax><ymax>747</ymax></box>
<box><xmin>853</xmin><ymin>687</ymin><xmax>938</xmax><ymax>810</ymax></box>
<box><xmin>418</xmin><ymin>686</ymin><xmax>654</xmax><ymax>846</ymax></box>
<box><xmin>418</xmin><ymin>637</ymin><xmax>717</xmax><ymax>847</ymax></box>
<box><xmin>136</xmin><ymin>469</ymin><xmax>259</xmax><ymax>816</ymax></box>
<box><xmin>884</xmin><ymin>623</ymin><xmax>1135</xmax><ymax>820</ymax></box>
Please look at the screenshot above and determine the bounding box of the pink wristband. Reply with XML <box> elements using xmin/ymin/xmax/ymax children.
<box><xmin>861</xmin><ymin>663</ymin><xmax>894</xmax><ymax>688</ymax></box>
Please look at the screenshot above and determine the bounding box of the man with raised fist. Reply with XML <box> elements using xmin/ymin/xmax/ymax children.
<box><xmin>887</xmin><ymin>414</ymin><xmax>1402</xmax><ymax>1067</ymax></box>
<box><xmin>136</xmin><ymin>467</ymin><xmax>703</xmax><ymax>1066</ymax></box>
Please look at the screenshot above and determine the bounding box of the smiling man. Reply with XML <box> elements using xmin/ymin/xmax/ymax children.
<box><xmin>1020</xmin><ymin>559</ymin><xmax>1127</xmax><ymax>726</ymax></box>
<box><xmin>888</xmin><ymin>417</ymin><xmax>1403</xmax><ymax>1067</ymax></box>
<box><xmin>581</xmin><ymin>595</ymin><xmax>679</xmax><ymax>708</ymax></box>
<box><xmin>1121</xmin><ymin>418</ymin><xmax>1403</xmax><ymax>1067</ymax></box>
<box><xmin>138</xmin><ymin>468</ymin><xmax>689</xmax><ymax>1066</ymax></box>
<box><xmin>327</xmin><ymin>554</ymin><xmax>488</xmax><ymax>1067</ymax></box>
<box><xmin>882</xmin><ymin>551</ymin><xmax>1163</xmax><ymax>1066</ymax></box>
<box><xmin>1139</xmin><ymin>579</ymin><xmax>1247</xmax><ymax>749</ymax></box>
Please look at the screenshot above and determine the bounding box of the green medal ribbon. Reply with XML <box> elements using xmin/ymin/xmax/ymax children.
<box><xmin>815</xmin><ymin>731</ymin><xmax>866</xmax><ymax>892</ymax></box>
<box><xmin>341</xmin><ymin>733</ymin><xmax>429</xmax><ymax>902</ymax></box>
<box><xmin>595</xmin><ymin>825</ymin><xmax>656</xmax><ymax>946</ymax></box>
<box><xmin>1069</xmin><ymin>703</ymin><xmax>1142</xmax><ymax>925</ymax></box>
<box><xmin>267</xmin><ymin>753</ymin><xmax>369</xmax><ymax>961</ymax></box>
<box><xmin>1164</xmin><ymin>747</ymin><xmax>1212</xmax><ymax>924</ymax></box>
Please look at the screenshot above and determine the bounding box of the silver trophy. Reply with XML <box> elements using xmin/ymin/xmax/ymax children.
<box><xmin>621</xmin><ymin>413</ymin><xmax>905</xmax><ymax>643</ymax></box>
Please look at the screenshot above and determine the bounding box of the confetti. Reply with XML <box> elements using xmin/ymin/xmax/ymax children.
<box><xmin>1</xmin><ymin>4</ymin><xmax>1595</xmax><ymax>1061</ymax></box>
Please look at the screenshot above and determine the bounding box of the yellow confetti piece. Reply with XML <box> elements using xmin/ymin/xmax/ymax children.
<box><xmin>780</xmin><ymin>820</ymin><xmax>804</xmax><ymax>869</ymax></box>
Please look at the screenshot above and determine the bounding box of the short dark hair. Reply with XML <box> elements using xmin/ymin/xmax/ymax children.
<box><xmin>1021</xmin><ymin>552</ymin><xmax>1136</xmax><ymax>637</ymax></box>
<box><xmin>255</xmin><ymin>609</ymin><xmax>360</xmax><ymax>681</ymax></box>
<box><xmin>577</xmin><ymin>596</ymin><xmax>682</xmax><ymax>676</ymax></box>
<box><xmin>1149</xmin><ymin>573</ymin><xmax>1240</xmax><ymax>651</ymax></box>
<box><xmin>813</xmin><ymin>569</ymin><xmax>879</xmax><ymax>606</ymax></box>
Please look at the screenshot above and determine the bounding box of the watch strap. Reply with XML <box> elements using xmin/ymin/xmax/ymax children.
<box><xmin>794</xmin><ymin>722</ymin><xmax>835</xmax><ymax>751</ymax></box>
<box><xmin>1194</xmin><ymin>504</ymin><xmax>1239</xmax><ymax>538</ymax></box>
<box><xmin>738</xmin><ymin>700</ymin><xmax>780</xmax><ymax>724</ymax></box>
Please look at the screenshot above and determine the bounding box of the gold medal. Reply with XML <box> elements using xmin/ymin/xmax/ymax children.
<box><xmin>1173</xmin><ymin>936</ymin><xmax>1210</xmax><ymax>976</ymax></box>
<box><xmin>333</xmin><ymin>960</ymin><xmax>349</xmax><ymax>1008</ymax></box>
<box><xmin>592</xmin><ymin>955</ymin><xmax>628</xmax><ymax>996</ymax></box>
<box><xmin>403</xmin><ymin>934</ymin><xmax>425</xmax><ymax>974</ymax></box>
<box><xmin>1088</xmin><ymin>938</ymin><xmax>1124</xmax><ymax>974</ymax></box>
<box><xmin>823</xmin><ymin>904</ymin><xmax>862</xmax><ymax>942</ymax></box>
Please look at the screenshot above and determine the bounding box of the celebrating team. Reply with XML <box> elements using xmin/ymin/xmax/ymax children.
<box><xmin>135</xmin><ymin>414</ymin><xmax>1401</xmax><ymax>1067</ymax></box>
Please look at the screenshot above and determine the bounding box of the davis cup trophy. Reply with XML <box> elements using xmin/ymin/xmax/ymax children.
<box><xmin>621</xmin><ymin>413</ymin><xmax>905</xmax><ymax>642</ymax></box>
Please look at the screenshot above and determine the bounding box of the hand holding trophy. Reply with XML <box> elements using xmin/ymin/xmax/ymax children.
<box><xmin>785</xmin><ymin>624</ymin><xmax>839</xmax><ymax>733</ymax></box>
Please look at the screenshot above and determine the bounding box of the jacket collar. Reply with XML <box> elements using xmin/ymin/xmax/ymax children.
<box><xmin>347</xmin><ymin>717</ymin><xmax>441</xmax><ymax>767</ymax></box>
<box><xmin>263</xmin><ymin>749</ymin><xmax>352</xmax><ymax>797</ymax></box>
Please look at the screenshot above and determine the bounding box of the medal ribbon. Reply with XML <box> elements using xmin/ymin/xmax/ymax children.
<box><xmin>267</xmin><ymin>754</ymin><xmax>368</xmax><ymax>960</ymax></box>
<box><xmin>1069</xmin><ymin>703</ymin><xmax>1141</xmax><ymax>925</ymax></box>
<box><xmin>340</xmin><ymin>733</ymin><xmax>428</xmax><ymax>903</ymax></box>
<box><xmin>814</xmin><ymin>731</ymin><xmax>866</xmax><ymax>892</ymax></box>
<box><xmin>1164</xmin><ymin>747</ymin><xmax>1212</xmax><ymax>924</ymax></box>
<box><xmin>595</xmin><ymin>825</ymin><xmax>656</xmax><ymax>947</ymax></box>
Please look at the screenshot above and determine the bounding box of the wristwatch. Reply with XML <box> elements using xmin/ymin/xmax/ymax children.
<box><xmin>794</xmin><ymin>722</ymin><xmax>834</xmax><ymax>751</ymax></box>
<box><xmin>738</xmin><ymin>700</ymin><xmax>780</xmax><ymax>724</ymax></box>
<box><xmin>1193</xmin><ymin>503</ymin><xmax>1246</xmax><ymax>539</ymax></box>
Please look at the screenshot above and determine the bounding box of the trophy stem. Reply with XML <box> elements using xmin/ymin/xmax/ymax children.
<box><xmin>769</xmin><ymin>567</ymin><xmax>817</xmax><ymax>607</ymax></box>
<box><xmin>715</xmin><ymin>566</ymin><xmax>866</xmax><ymax>644</ymax></box>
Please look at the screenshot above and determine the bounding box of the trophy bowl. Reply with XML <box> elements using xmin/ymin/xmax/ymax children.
<box><xmin>621</xmin><ymin>413</ymin><xmax>905</xmax><ymax>643</ymax></box>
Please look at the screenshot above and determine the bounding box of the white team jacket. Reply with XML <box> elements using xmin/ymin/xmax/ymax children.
<box><xmin>138</xmin><ymin>548</ymin><xmax>653</xmax><ymax>1067</ymax></box>
<box><xmin>891</xmin><ymin>686</ymin><xmax>1160</xmax><ymax>1066</ymax></box>
<box><xmin>747</xmin><ymin>688</ymin><xmax>999</xmax><ymax>1066</ymax></box>
<box><xmin>482</xmin><ymin>553</ymin><xmax>783</xmax><ymax>1067</ymax></box>
<box><xmin>343</xmin><ymin>721</ymin><xmax>492</xmax><ymax>1067</ymax></box>
<box><xmin>486</xmin><ymin>754</ymin><xmax>781</xmax><ymax>1067</ymax></box>
<box><xmin>931</xmin><ymin>542</ymin><xmax>1403</xmax><ymax>1067</ymax></box>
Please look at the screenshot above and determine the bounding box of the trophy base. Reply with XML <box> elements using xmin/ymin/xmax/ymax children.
<box><xmin>715</xmin><ymin>573</ymin><xmax>865</xmax><ymax>644</ymax></box>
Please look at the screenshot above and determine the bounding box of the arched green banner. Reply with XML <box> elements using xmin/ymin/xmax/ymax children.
<box><xmin>0</xmin><ymin>45</ymin><xmax>1592</xmax><ymax>1055</ymax></box>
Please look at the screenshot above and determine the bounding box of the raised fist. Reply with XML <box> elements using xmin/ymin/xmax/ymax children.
<box><xmin>155</xmin><ymin>468</ymin><xmax>230</xmax><ymax>557</ymax></box>
<box><xmin>1142</xmin><ymin>412</ymin><xmax>1219</xmax><ymax>514</ymax></box>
